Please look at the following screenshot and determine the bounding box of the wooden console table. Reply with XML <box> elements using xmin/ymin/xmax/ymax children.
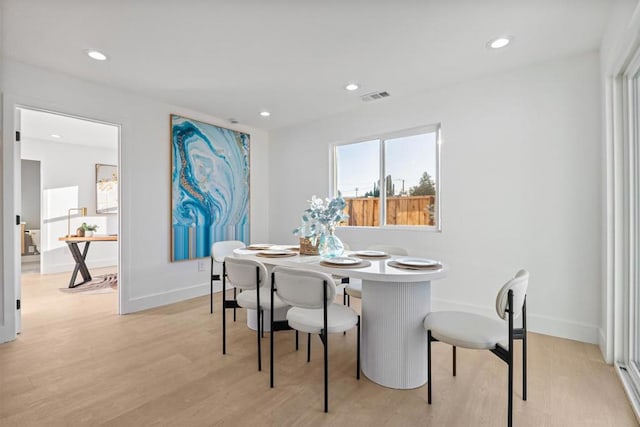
<box><xmin>58</xmin><ymin>236</ymin><xmax>117</xmax><ymax>288</ymax></box>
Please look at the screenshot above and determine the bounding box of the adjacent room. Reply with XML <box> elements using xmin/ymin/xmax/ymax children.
<box><xmin>17</xmin><ymin>108</ymin><xmax>120</xmax><ymax>331</ymax></box>
<box><xmin>1</xmin><ymin>1</ymin><xmax>639</xmax><ymax>426</ymax></box>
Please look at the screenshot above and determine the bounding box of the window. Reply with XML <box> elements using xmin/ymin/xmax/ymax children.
<box><xmin>609</xmin><ymin>37</ymin><xmax>640</xmax><ymax>415</ymax></box>
<box><xmin>333</xmin><ymin>125</ymin><xmax>441</xmax><ymax>229</ymax></box>
<box><xmin>622</xmin><ymin>49</ymin><xmax>640</xmax><ymax>410</ymax></box>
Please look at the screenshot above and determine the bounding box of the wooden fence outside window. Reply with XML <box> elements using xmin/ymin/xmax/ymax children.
<box><xmin>341</xmin><ymin>196</ymin><xmax>436</xmax><ymax>226</ymax></box>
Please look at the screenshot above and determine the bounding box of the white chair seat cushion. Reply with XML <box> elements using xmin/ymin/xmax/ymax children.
<box><xmin>424</xmin><ymin>311</ymin><xmax>507</xmax><ymax>350</ymax></box>
<box><xmin>236</xmin><ymin>288</ymin><xmax>289</xmax><ymax>310</ymax></box>
<box><xmin>345</xmin><ymin>280</ymin><xmax>362</xmax><ymax>298</ymax></box>
<box><xmin>287</xmin><ymin>303</ymin><xmax>358</xmax><ymax>334</ymax></box>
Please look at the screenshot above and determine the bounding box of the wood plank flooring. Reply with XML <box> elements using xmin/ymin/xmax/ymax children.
<box><xmin>0</xmin><ymin>269</ymin><xmax>636</xmax><ymax>426</ymax></box>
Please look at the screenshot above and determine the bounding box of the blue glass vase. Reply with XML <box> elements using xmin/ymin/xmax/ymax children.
<box><xmin>318</xmin><ymin>225</ymin><xmax>344</xmax><ymax>258</ymax></box>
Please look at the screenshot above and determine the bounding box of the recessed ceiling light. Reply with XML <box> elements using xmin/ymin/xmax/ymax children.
<box><xmin>345</xmin><ymin>83</ymin><xmax>359</xmax><ymax>91</ymax></box>
<box><xmin>487</xmin><ymin>36</ymin><xmax>512</xmax><ymax>49</ymax></box>
<box><xmin>86</xmin><ymin>49</ymin><xmax>108</xmax><ymax>61</ymax></box>
<box><xmin>260</xmin><ymin>111</ymin><xmax>271</xmax><ymax>117</ymax></box>
<box><xmin>50</xmin><ymin>134</ymin><xmax>62</xmax><ymax>139</ymax></box>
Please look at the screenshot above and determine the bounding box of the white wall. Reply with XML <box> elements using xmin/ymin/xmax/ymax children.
<box><xmin>21</xmin><ymin>138</ymin><xmax>118</xmax><ymax>273</ymax></box>
<box><xmin>0</xmin><ymin>59</ymin><xmax>269</xmax><ymax>341</ymax></box>
<box><xmin>270</xmin><ymin>52</ymin><xmax>602</xmax><ymax>343</ymax></box>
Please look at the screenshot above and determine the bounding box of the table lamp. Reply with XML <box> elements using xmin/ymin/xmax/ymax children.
<box><xmin>67</xmin><ymin>207</ymin><xmax>87</xmax><ymax>237</ymax></box>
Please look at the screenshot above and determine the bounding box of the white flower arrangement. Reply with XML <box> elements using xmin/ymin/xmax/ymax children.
<box><xmin>293</xmin><ymin>193</ymin><xmax>349</xmax><ymax>244</ymax></box>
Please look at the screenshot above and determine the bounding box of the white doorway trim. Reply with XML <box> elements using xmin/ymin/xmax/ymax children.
<box><xmin>1</xmin><ymin>95</ymin><xmax>127</xmax><ymax>343</ymax></box>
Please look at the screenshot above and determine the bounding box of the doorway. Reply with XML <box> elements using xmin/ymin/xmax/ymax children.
<box><xmin>16</xmin><ymin>107</ymin><xmax>121</xmax><ymax>332</ymax></box>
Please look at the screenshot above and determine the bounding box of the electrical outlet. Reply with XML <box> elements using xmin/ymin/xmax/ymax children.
<box><xmin>198</xmin><ymin>260</ymin><xmax>206</xmax><ymax>272</ymax></box>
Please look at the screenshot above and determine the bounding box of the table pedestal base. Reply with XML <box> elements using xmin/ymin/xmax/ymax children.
<box><xmin>361</xmin><ymin>279</ymin><xmax>431</xmax><ymax>389</ymax></box>
<box><xmin>247</xmin><ymin>306</ymin><xmax>289</xmax><ymax>332</ymax></box>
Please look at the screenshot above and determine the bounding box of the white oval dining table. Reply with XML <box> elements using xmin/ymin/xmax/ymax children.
<box><xmin>232</xmin><ymin>248</ymin><xmax>447</xmax><ymax>390</ymax></box>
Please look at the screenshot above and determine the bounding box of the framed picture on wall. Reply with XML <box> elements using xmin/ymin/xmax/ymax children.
<box><xmin>96</xmin><ymin>164</ymin><xmax>118</xmax><ymax>214</ymax></box>
<box><xmin>170</xmin><ymin>114</ymin><xmax>250</xmax><ymax>261</ymax></box>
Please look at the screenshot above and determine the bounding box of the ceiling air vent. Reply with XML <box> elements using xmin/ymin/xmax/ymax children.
<box><xmin>360</xmin><ymin>91</ymin><xmax>391</xmax><ymax>102</ymax></box>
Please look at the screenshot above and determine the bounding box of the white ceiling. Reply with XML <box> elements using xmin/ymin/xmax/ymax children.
<box><xmin>19</xmin><ymin>108</ymin><xmax>119</xmax><ymax>149</ymax></box>
<box><xmin>2</xmin><ymin>0</ymin><xmax>614</xmax><ymax>131</ymax></box>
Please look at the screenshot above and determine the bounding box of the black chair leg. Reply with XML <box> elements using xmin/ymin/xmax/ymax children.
<box><xmin>307</xmin><ymin>333</ymin><xmax>312</xmax><ymax>362</ymax></box>
<box><xmin>233</xmin><ymin>288</ymin><xmax>237</xmax><ymax>321</ymax></box>
<box><xmin>339</xmin><ymin>288</ymin><xmax>347</xmax><ymax>334</ymax></box>
<box><xmin>257</xmin><ymin>308</ymin><xmax>262</xmax><ymax>371</ymax></box>
<box><xmin>453</xmin><ymin>346</ymin><xmax>457</xmax><ymax>376</ymax></box>
<box><xmin>356</xmin><ymin>315</ymin><xmax>361</xmax><ymax>379</ymax></box>
<box><xmin>523</xmin><ymin>299</ymin><xmax>528</xmax><ymax>401</ymax></box>
<box><xmin>270</xmin><ymin>303</ymin><xmax>274</xmax><ymax>388</ymax></box>
<box><xmin>427</xmin><ymin>331</ymin><xmax>432</xmax><ymax>404</ymax></box>
<box><xmin>323</xmin><ymin>328</ymin><xmax>328</xmax><ymax>413</ymax></box>
<box><xmin>523</xmin><ymin>334</ymin><xmax>527</xmax><ymax>401</ymax></box>
<box><xmin>210</xmin><ymin>257</ymin><xmax>214</xmax><ymax>314</ymax></box>
<box><xmin>508</xmin><ymin>356</ymin><xmax>513</xmax><ymax>427</ymax></box>
<box><xmin>296</xmin><ymin>330</ymin><xmax>299</xmax><ymax>351</ymax></box>
<box><xmin>508</xmin><ymin>290</ymin><xmax>514</xmax><ymax>427</ymax></box>
<box><xmin>222</xmin><ymin>289</ymin><xmax>226</xmax><ymax>355</ymax></box>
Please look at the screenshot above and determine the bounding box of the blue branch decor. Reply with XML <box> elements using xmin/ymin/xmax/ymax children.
<box><xmin>171</xmin><ymin>114</ymin><xmax>250</xmax><ymax>261</ymax></box>
<box><xmin>293</xmin><ymin>194</ymin><xmax>349</xmax><ymax>244</ymax></box>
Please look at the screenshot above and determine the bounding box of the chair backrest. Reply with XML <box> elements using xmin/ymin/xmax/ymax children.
<box><xmin>495</xmin><ymin>269</ymin><xmax>529</xmax><ymax>320</ymax></box>
<box><xmin>211</xmin><ymin>240</ymin><xmax>245</xmax><ymax>263</ymax></box>
<box><xmin>367</xmin><ymin>245</ymin><xmax>409</xmax><ymax>256</ymax></box>
<box><xmin>224</xmin><ymin>257</ymin><xmax>268</xmax><ymax>291</ymax></box>
<box><xmin>272</xmin><ymin>266</ymin><xmax>337</xmax><ymax>309</ymax></box>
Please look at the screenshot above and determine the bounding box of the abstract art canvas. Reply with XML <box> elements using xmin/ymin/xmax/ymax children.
<box><xmin>171</xmin><ymin>114</ymin><xmax>250</xmax><ymax>261</ymax></box>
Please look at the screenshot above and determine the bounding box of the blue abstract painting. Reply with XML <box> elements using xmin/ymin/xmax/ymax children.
<box><xmin>171</xmin><ymin>114</ymin><xmax>250</xmax><ymax>261</ymax></box>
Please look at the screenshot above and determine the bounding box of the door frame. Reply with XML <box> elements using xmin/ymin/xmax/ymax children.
<box><xmin>1</xmin><ymin>95</ymin><xmax>125</xmax><ymax>343</ymax></box>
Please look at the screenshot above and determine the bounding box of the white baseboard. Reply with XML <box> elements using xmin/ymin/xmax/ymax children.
<box><xmin>432</xmin><ymin>297</ymin><xmax>599</xmax><ymax>344</ymax></box>
<box><xmin>123</xmin><ymin>280</ymin><xmax>231</xmax><ymax>314</ymax></box>
<box><xmin>122</xmin><ymin>288</ymin><xmax>598</xmax><ymax>344</ymax></box>
<box><xmin>42</xmin><ymin>258</ymin><xmax>117</xmax><ymax>274</ymax></box>
<box><xmin>599</xmin><ymin>328</ymin><xmax>611</xmax><ymax>363</ymax></box>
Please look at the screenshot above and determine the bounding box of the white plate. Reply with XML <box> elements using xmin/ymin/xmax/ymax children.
<box><xmin>323</xmin><ymin>257</ymin><xmax>360</xmax><ymax>265</ymax></box>
<box><xmin>395</xmin><ymin>258</ymin><xmax>439</xmax><ymax>267</ymax></box>
<box><xmin>355</xmin><ymin>250</ymin><xmax>387</xmax><ymax>257</ymax></box>
<box><xmin>248</xmin><ymin>243</ymin><xmax>273</xmax><ymax>249</ymax></box>
<box><xmin>259</xmin><ymin>249</ymin><xmax>294</xmax><ymax>255</ymax></box>
<box><xmin>270</xmin><ymin>244</ymin><xmax>299</xmax><ymax>250</ymax></box>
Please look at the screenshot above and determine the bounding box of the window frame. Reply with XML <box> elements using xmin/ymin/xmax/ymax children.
<box><xmin>330</xmin><ymin>124</ymin><xmax>442</xmax><ymax>231</ymax></box>
<box><xmin>621</xmin><ymin>45</ymin><xmax>640</xmax><ymax>404</ymax></box>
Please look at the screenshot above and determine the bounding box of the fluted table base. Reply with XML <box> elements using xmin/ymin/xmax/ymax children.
<box><xmin>361</xmin><ymin>280</ymin><xmax>431</xmax><ymax>389</ymax></box>
<box><xmin>246</xmin><ymin>307</ymin><xmax>288</xmax><ymax>332</ymax></box>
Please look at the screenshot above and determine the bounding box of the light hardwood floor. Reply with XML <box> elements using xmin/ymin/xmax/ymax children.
<box><xmin>0</xmin><ymin>269</ymin><xmax>636</xmax><ymax>426</ymax></box>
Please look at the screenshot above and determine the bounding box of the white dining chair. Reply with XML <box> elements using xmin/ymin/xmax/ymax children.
<box><xmin>344</xmin><ymin>245</ymin><xmax>409</xmax><ymax>305</ymax></box>
<box><xmin>424</xmin><ymin>270</ymin><xmax>529</xmax><ymax>427</ymax></box>
<box><xmin>222</xmin><ymin>257</ymin><xmax>289</xmax><ymax>371</ymax></box>
<box><xmin>211</xmin><ymin>240</ymin><xmax>245</xmax><ymax>314</ymax></box>
<box><xmin>270</xmin><ymin>266</ymin><xmax>360</xmax><ymax>413</ymax></box>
